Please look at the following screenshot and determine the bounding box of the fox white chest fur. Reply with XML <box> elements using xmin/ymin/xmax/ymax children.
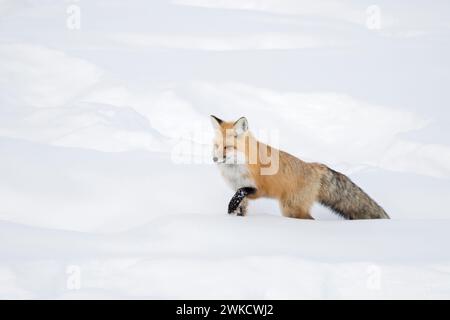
<box><xmin>218</xmin><ymin>163</ymin><xmax>255</xmax><ymax>191</ymax></box>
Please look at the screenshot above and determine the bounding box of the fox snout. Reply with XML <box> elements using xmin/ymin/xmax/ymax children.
<box><xmin>212</xmin><ymin>155</ymin><xmax>227</xmax><ymax>164</ymax></box>
<box><xmin>213</xmin><ymin>156</ymin><xmax>225</xmax><ymax>163</ymax></box>
<box><xmin>213</xmin><ymin>149</ymin><xmax>246</xmax><ymax>165</ymax></box>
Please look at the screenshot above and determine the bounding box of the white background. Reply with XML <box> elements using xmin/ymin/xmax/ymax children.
<box><xmin>0</xmin><ymin>0</ymin><xmax>449</xmax><ymax>299</ymax></box>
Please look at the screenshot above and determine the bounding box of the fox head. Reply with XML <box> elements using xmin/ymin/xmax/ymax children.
<box><xmin>210</xmin><ymin>115</ymin><xmax>249</xmax><ymax>164</ymax></box>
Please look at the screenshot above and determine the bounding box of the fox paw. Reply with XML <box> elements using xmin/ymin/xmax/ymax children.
<box><xmin>228</xmin><ymin>198</ymin><xmax>248</xmax><ymax>216</ymax></box>
<box><xmin>228</xmin><ymin>189</ymin><xmax>245</xmax><ymax>213</ymax></box>
<box><xmin>228</xmin><ymin>202</ymin><xmax>240</xmax><ymax>215</ymax></box>
<box><xmin>237</xmin><ymin>205</ymin><xmax>247</xmax><ymax>216</ymax></box>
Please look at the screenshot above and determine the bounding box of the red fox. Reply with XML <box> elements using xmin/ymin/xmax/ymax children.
<box><xmin>210</xmin><ymin>115</ymin><xmax>389</xmax><ymax>220</ymax></box>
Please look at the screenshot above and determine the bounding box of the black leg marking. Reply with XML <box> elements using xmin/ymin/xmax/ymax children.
<box><xmin>228</xmin><ymin>187</ymin><xmax>257</xmax><ymax>214</ymax></box>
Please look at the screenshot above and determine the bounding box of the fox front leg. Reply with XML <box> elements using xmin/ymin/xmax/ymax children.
<box><xmin>228</xmin><ymin>187</ymin><xmax>257</xmax><ymax>216</ymax></box>
<box><xmin>236</xmin><ymin>198</ymin><xmax>248</xmax><ymax>216</ymax></box>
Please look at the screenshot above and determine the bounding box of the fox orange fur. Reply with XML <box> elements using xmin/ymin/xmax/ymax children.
<box><xmin>211</xmin><ymin>115</ymin><xmax>389</xmax><ymax>220</ymax></box>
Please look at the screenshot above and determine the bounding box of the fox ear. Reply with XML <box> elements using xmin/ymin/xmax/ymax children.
<box><xmin>210</xmin><ymin>115</ymin><xmax>223</xmax><ymax>129</ymax></box>
<box><xmin>233</xmin><ymin>117</ymin><xmax>248</xmax><ymax>135</ymax></box>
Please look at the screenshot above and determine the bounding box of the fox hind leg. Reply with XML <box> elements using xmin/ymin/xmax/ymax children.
<box><xmin>280</xmin><ymin>197</ymin><xmax>315</xmax><ymax>220</ymax></box>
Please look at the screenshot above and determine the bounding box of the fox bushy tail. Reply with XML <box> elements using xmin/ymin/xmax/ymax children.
<box><xmin>318</xmin><ymin>168</ymin><xmax>389</xmax><ymax>220</ymax></box>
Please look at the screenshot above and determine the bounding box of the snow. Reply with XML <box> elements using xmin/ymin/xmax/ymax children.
<box><xmin>1</xmin><ymin>0</ymin><xmax>450</xmax><ymax>299</ymax></box>
<box><xmin>2</xmin><ymin>214</ymin><xmax>450</xmax><ymax>299</ymax></box>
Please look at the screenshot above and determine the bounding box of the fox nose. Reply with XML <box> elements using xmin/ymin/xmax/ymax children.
<box><xmin>213</xmin><ymin>156</ymin><xmax>218</xmax><ymax>162</ymax></box>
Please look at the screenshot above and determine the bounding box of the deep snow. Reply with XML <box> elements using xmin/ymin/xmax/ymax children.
<box><xmin>1</xmin><ymin>138</ymin><xmax>450</xmax><ymax>299</ymax></box>
<box><xmin>2</xmin><ymin>214</ymin><xmax>450</xmax><ymax>299</ymax></box>
<box><xmin>1</xmin><ymin>0</ymin><xmax>450</xmax><ymax>299</ymax></box>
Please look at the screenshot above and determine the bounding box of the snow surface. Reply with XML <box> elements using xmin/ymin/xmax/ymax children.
<box><xmin>1</xmin><ymin>0</ymin><xmax>450</xmax><ymax>299</ymax></box>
